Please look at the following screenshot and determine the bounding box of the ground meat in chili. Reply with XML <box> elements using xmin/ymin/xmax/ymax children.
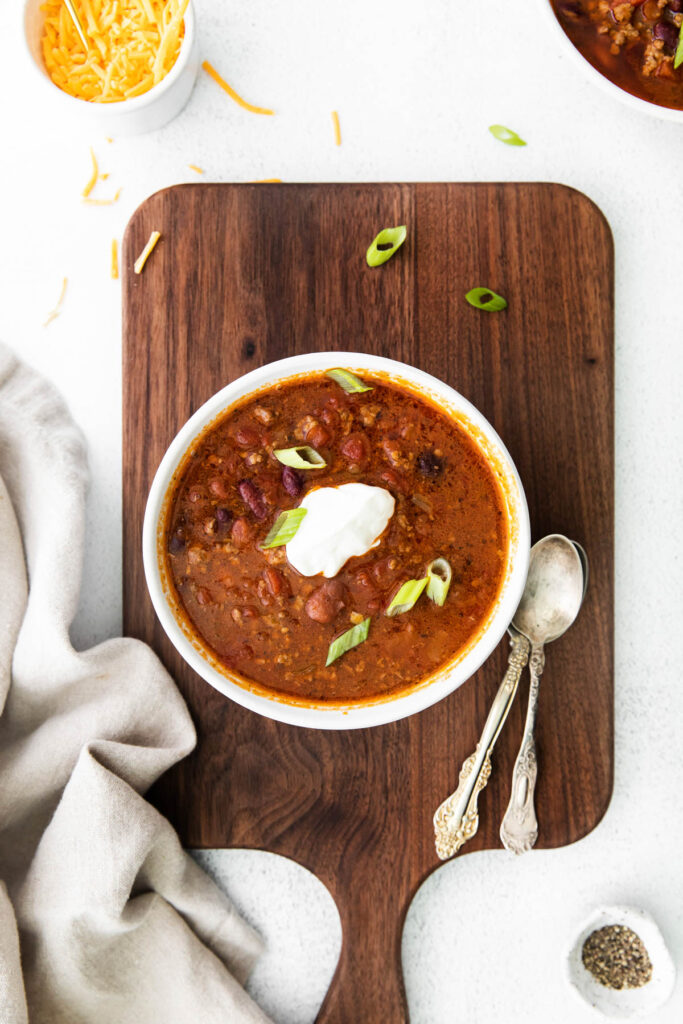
<box><xmin>552</xmin><ymin>0</ymin><xmax>683</xmax><ymax>109</ymax></box>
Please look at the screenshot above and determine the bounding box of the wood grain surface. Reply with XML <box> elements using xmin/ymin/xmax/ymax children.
<box><xmin>122</xmin><ymin>183</ymin><xmax>614</xmax><ymax>1023</ymax></box>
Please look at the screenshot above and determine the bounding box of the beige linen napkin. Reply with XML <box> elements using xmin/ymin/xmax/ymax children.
<box><xmin>0</xmin><ymin>344</ymin><xmax>270</xmax><ymax>1024</ymax></box>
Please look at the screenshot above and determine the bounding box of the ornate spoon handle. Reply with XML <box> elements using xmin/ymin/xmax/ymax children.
<box><xmin>433</xmin><ymin>631</ymin><xmax>530</xmax><ymax>860</ymax></box>
<box><xmin>499</xmin><ymin>641</ymin><xmax>546</xmax><ymax>854</ymax></box>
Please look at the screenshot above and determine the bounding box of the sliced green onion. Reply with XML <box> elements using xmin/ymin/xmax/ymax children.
<box><xmin>366</xmin><ymin>225</ymin><xmax>407</xmax><ymax>267</ymax></box>
<box><xmin>326</xmin><ymin>368</ymin><xmax>373</xmax><ymax>394</ymax></box>
<box><xmin>274</xmin><ymin>446</ymin><xmax>326</xmax><ymax>469</ymax></box>
<box><xmin>465</xmin><ymin>287</ymin><xmax>508</xmax><ymax>312</ymax></box>
<box><xmin>426</xmin><ymin>558</ymin><xmax>452</xmax><ymax>606</ymax></box>
<box><xmin>325</xmin><ymin>617</ymin><xmax>370</xmax><ymax>667</ymax></box>
<box><xmin>675</xmin><ymin>23</ymin><xmax>683</xmax><ymax>69</ymax></box>
<box><xmin>385</xmin><ymin>577</ymin><xmax>428</xmax><ymax>617</ymax></box>
<box><xmin>260</xmin><ymin>508</ymin><xmax>307</xmax><ymax>549</ymax></box>
<box><xmin>488</xmin><ymin>124</ymin><xmax>526</xmax><ymax>147</ymax></box>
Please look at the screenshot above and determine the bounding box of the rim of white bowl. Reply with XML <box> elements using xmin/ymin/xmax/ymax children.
<box><xmin>537</xmin><ymin>0</ymin><xmax>683</xmax><ymax>123</ymax></box>
<box><xmin>143</xmin><ymin>352</ymin><xmax>531</xmax><ymax>730</ymax></box>
<box><xmin>22</xmin><ymin>0</ymin><xmax>195</xmax><ymax>112</ymax></box>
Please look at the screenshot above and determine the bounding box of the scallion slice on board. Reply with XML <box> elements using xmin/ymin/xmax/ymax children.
<box><xmin>426</xmin><ymin>558</ymin><xmax>452</xmax><ymax>606</ymax></box>
<box><xmin>326</xmin><ymin>368</ymin><xmax>373</xmax><ymax>394</ymax></box>
<box><xmin>465</xmin><ymin>287</ymin><xmax>508</xmax><ymax>312</ymax></box>
<box><xmin>325</xmin><ymin>617</ymin><xmax>371</xmax><ymax>666</ymax></box>
<box><xmin>488</xmin><ymin>124</ymin><xmax>526</xmax><ymax>147</ymax></box>
<box><xmin>260</xmin><ymin>508</ymin><xmax>307</xmax><ymax>549</ymax></box>
<box><xmin>274</xmin><ymin>446</ymin><xmax>326</xmax><ymax>469</ymax></box>
<box><xmin>385</xmin><ymin>577</ymin><xmax>428</xmax><ymax>617</ymax></box>
<box><xmin>366</xmin><ymin>225</ymin><xmax>407</xmax><ymax>267</ymax></box>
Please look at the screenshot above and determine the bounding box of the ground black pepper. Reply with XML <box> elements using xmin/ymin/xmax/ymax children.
<box><xmin>581</xmin><ymin>925</ymin><xmax>653</xmax><ymax>990</ymax></box>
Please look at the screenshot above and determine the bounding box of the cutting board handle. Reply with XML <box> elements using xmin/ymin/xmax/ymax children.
<box><xmin>315</xmin><ymin>881</ymin><xmax>409</xmax><ymax>1023</ymax></box>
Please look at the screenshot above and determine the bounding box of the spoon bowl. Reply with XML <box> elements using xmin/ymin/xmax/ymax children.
<box><xmin>513</xmin><ymin>534</ymin><xmax>585</xmax><ymax>645</ymax></box>
<box><xmin>500</xmin><ymin>534</ymin><xmax>588</xmax><ymax>853</ymax></box>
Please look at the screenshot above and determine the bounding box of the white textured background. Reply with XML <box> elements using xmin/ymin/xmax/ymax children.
<box><xmin>3</xmin><ymin>0</ymin><xmax>683</xmax><ymax>1020</ymax></box>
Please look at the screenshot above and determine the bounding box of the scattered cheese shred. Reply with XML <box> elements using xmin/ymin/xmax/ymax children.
<box><xmin>106</xmin><ymin>137</ymin><xmax>113</xmax><ymax>142</ymax></box>
<box><xmin>331</xmin><ymin>110</ymin><xmax>341</xmax><ymax>146</ymax></box>
<box><xmin>188</xmin><ymin>164</ymin><xmax>204</xmax><ymax>174</ymax></box>
<box><xmin>252</xmin><ymin>178</ymin><xmax>282</xmax><ymax>183</ymax></box>
<box><xmin>43</xmin><ymin>278</ymin><xmax>68</xmax><ymax>327</ymax></box>
<box><xmin>41</xmin><ymin>0</ymin><xmax>188</xmax><ymax>103</ymax></box>
<box><xmin>202</xmin><ymin>60</ymin><xmax>274</xmax><ymax>115</ymax></box>
<box><xmin>134</xmin><ymin>230</ymin><xmax>161</xmax><ymax>274</ymax></box>
<box><xmin>100</xmin><ymin>172</ymin><xmax>110</xmax><ymax>180</ymax></box>
<box><xmin>82</xmin><ymin>147</ymin><xmax>99</xmax><ymax>197</ymax></box>
<box><xmin>111</xmin><ymin>239</ymin><xmax>119</xmax><ymax>279</ymax></box>
<box><xmin>83</xmin><ymin>188</ymin><xmax>122</xmax><ymax>205</ymax></box>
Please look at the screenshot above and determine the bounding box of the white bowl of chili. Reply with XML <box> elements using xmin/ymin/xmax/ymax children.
<box><xmin>143</xmin><ymin>352</ymin><xmax>530</xmax><ymax>729</ymax></box>
<box><xmin>539</xmin><ymin>0</ymin><xmax>683</xmax><ymax>121</ymax></box>
<box><xmin>22</xmin><ymin>0</ymin><xmax>199</xmax><ymax>136</ymax></box>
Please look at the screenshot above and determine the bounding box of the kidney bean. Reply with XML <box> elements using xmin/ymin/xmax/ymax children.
<box><xmin>209</xmin><ymin>476</ymin><xmax>229</xmax><ymax>498</ymax></box>
<box><xmin>215</xmin><ymin>507</ymin><xmax>232</xmax><ymax>524</ymax></box>
<box><xmin>264</xmin><ymin>567</ymin><xmax>290</xmax><ymax>597</ymax></box>
<box><xmin>654</xmin><ymin>19</ymin><xmax>679</xmax><ymax>50</ymax></box>
<box><xmin>416</xmin><ymin>451</ymin><xmax>443</xmax><ymax>478</ymax></box>
<box><xmin>340</xmin><ymin>433</ymin><xmax>369</xmax><ymax>465</ymax></box>
<box><xmin>669</xmin><ymin>0</ymin><xmax>683</xmax><ymax>11</ymax></box>
<box><xmin>282</xmin><ymin>466</ymin><xmax>304</xmax><ymax>496</ymax></box>
<box><xmin>235</xmin><ymin>426</ymin><xmax>260</xmax><ymax>448</ymax></box>
<box><xmin>305</xmin><ymin>580</ymin><xmax>346</xmax><ymax>624</ymax></box>
<box><xmin>231</xmin><ymin>516</ymin><xmax>254</xmax><ymax>546</ymax></box>
<box><xmin>238</xmin><ymin>479</ymin><xmax>268</xmax><ymax>520</ymax></box>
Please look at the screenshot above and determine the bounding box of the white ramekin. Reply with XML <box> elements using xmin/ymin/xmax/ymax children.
<box><xmin>537</xmin><ymin>0</ymin><xmax>683</xmax><ymax>122</ymax></box>
<box><xmin>143</xmin><ymin>352</ymin><xmax>531</xmax><ymax>730</ymax></box>
<box><xmin>22</xmin><ymin>0</ymin><xmax>199</xmax><ymax>136</ymax></box>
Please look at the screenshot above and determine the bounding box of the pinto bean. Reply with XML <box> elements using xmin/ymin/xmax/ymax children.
<box><xmin>235</xmin><ymin>426</ymin><xmax>260</xmax><ymax>448</ymax></box>
<box><xmin>305</xmin><ymin>580</ymin><xmax>347</xmax><ymax>624</ymax></box>
<box><xmin>238</xmin><ymin>479</ymin><xmax>268</xmax><ymax>520</ymax></box>
<box><xmin>231</xmin><ymin>516</ymin><xmax>254</xmax><ymax>546</ymax></box>
<box><xmin>380</xmin><ymin>469</ymin><xmax>407</xmax><ymax>494</ymax></box>
<box><xmin>296</xmin><ymin>415</ymin><xmax>330</xmax><ymax>448</ymax></box>
<box><xmin>209</xmin><ymin>477</ymin><xmax>229</xmax><ymax>498</ymax></box>
<box><xmin>282</xmin><ymin>466</ymin><xmax>304</xmax><ymax>496</ymax></box>
<box><xmin>195</xmin><ymin>587</ymin><xmax>213</xmax><ymax>606</ymax></box>
<box><xmin>340</xmin><ymin>433</ymin><xmax>369</xmax><ymax>465</ymax></box>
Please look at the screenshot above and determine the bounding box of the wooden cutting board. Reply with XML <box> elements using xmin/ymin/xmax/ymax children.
<box><xmin>122</xmin><ymin>183</ymin><xmax>613</xmax><ymax>1023</ymax></box>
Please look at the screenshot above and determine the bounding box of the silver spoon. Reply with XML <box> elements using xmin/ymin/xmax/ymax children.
<box><xmin>499</xmin><ymin>534</ymin><xmax>587</xmax><ymax>854</ymax></box>
<box><xmin>433</xmin><ymin>534</ymin><xmax>586</xmax><ymax>861</ymax></box>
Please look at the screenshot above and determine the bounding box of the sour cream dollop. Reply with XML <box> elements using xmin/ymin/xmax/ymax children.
<box><xmin>286</xmin><ymin>483</ymin><xmax>395</xmax><ymax>578</ymax></box>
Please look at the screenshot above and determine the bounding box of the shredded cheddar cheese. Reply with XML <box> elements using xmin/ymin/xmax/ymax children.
<box><xmin>331</xmin><ymin>110</ymin><xmax>341</xmax><ymax>146</ymax></box>
<box><xmin>83</xmin><ymin>188</ymin><xmax>122</xmax><ymax>205</ymax></box>
<box><xmin>134</xmin><ymin>230</ymin><xmax>161</xmax><ymax>274</ymax></box>
<box><xmin>188</xmin><ymin>164</ymin><xmax>204</xmax><ymax>174</ymax></box>
<box><xmin>202</xmin><ymin>60</ymin><xmax>274</xmax><ymax>115</ymax></box>
<box><xmin>43</xmin><ymin>278</ymin><xmax>68</xmax><ymax>327</ymax></box>
<box><xmin>41</xmin><ymin>0</ymin><xmax>189</xmax><ymax>103</ymax></box>
<box><xmin>82</xmin><ymin>147</ymin><xmax>98</xmax><ymax>197</ymax></box>
<box><xmin>111</xmin><ymin>239</ymin><xmax>119</xmax><ymax>279</ymax></box>
<box><xmin>252</xmin><ymin>178</ymin><xmax>282</xmax><ymax>183</ymax></box>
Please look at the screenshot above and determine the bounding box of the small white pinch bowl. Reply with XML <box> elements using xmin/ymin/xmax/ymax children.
<box><xmin>22</xmin><ymin>0</ymin><xmax>199</xmax><ymax>136</ymax></box>
<box><xmin>537</xmin><ymin>0</ymin><xmax>683</xmax><ymax>123</ymax></box>
<box><xmin>143</xmin><ymin>352</ymin><xmax>530</xmax><ymax>730</ymax></box>
<box><xmin>566</xmin><ymin>905</ymin><xmax>676</xmax><ymax>1018</ymax></box>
